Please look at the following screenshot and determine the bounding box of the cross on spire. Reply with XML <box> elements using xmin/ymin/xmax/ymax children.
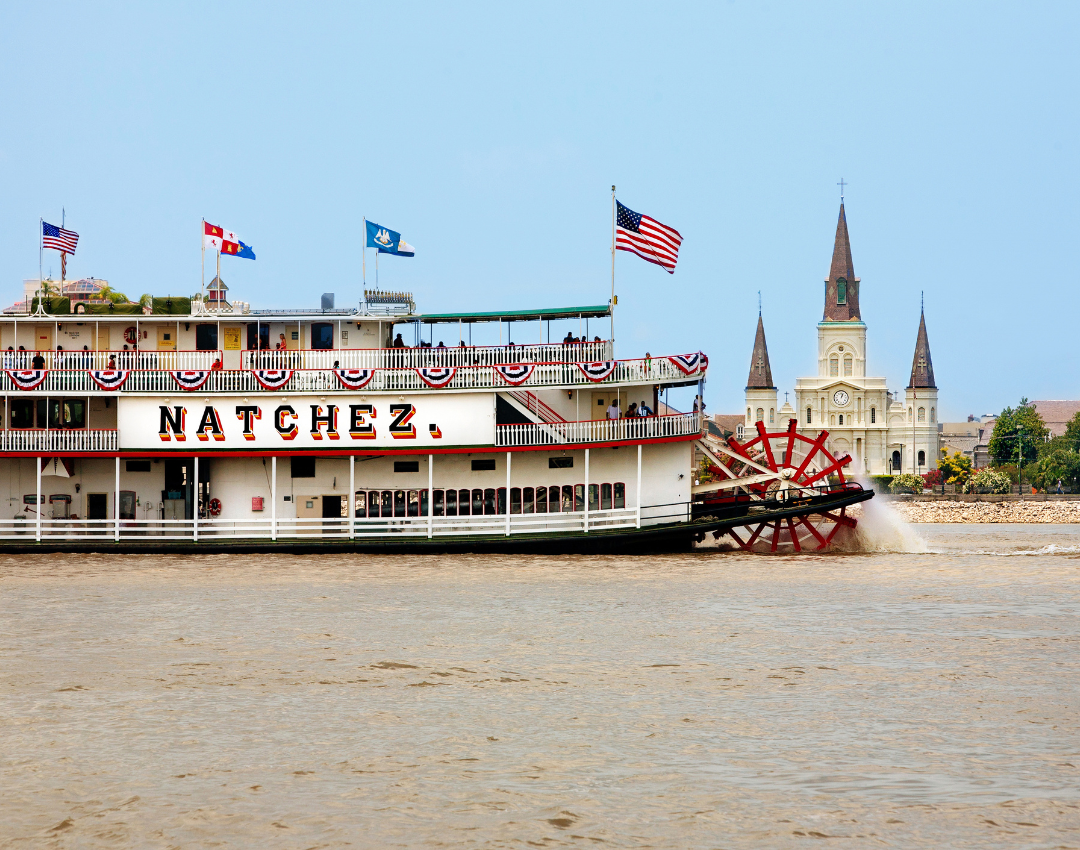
<box><xmin>758</xmin><ymin>290</ymin><xmax>762</xmax><ymax>316</ymax></box>
<box><xmin>837</xmin><ymin>178</ymin><xmax>847</xmax><ymax>201</ymax></box>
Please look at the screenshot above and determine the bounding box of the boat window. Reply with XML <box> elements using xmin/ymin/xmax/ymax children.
<box><xmin>459</xmin><ymin>488</ymin><xmax>471</xmax><ymax>516</ymax></box>
<box><xmin>522</xmin><ymin>487</ymin><xmax>534</xmax><ymax>514</ymax></box>
<box><xmin>394</xmin><ymin>460</ymin><xmax>419</xmax><ymax>473</ymax></box>
<box><xmin>446</xmin><ymin>488</ymin><xmax>457</xmax><ymax>516</ymax></box>
<box><xmin>126</xmin><ymin>460</ymin><xmax>152</xmax><ymax>472</ymax></box>
<box><xmin>381</xmin><ymin>490</ymin><xmax>393</xmax><ymax>516</ymax></box>
<box><xmin>355</xmin><ymin>491</ymin><xmax>367</xmax><ymax>518</ymax></box>
<box><xmin>614</xmin><ymin>483</ymin><xmax>625</xmax><ymax>509</ymax></box>
<box><xmin>311</xmin><ymin>322</ymin><xmax>334</xmax><ymax>350</ymax></box>
<box><xmin>496</xmin><ymin>488</ymin><xmax>507</xmax><ymax>515</ymax></box>
<box><xmin>10</xmin><ymin>399</ymin><xmax>34</xmax><ymax>428</ymax></box>
<box><xmin>484</xmin><ymin>488</ymin><xmax>496</xmax><ymax>515</ymax></box>
<box><xmin>510</xmin><ymin>488</ymin><xmax>522</xmax><ymax>514</ymax></box>
<box><xmin>196</xmin><ymin>323</ymin><xmax>218</xmax><ymax>351</ymax></box>
<box><xmin>561</xmin><ymin>485</ymin><xmax>573</xmax><ymax>513</ymax></box>
<box><xmin>547</xmin><ymin>486</ymin><xmax>560</xmax><ymax>513</ymax></box>
<box><xmin>535</xmin><ymin>486</ymin><xmax>547</xmax><ymax>513</ymax></box>
<box><xmin>588</xmin><ymin>484</ymin><xmax>599</xmax><ymax>512</ymax></box>
<box><xmin>246</xmin><ymin>323</ymin><xmax>270</xmax><ymax>350</ymax></box>
<box><xmin>48</xmin><ymin>398</ymin><xmax>85</xmax><ymax>429</ymax></box>
<box><xmin>472</xmin><ymin>488</ymin><xmax>483</xmax><ymax>515</ymax></box>
<box><xmin>472</xmin><ymin>458</ymin><xmax>496</xmax><ymax>471</ymax></box>
<box><xmin>407</xmin><ymin>490</ymin><xmax>420</xmax><ymax>517</ymax></box>
<box><xmin>291</xmin><ymin>457</ymin><xmax>315</xmax><ymax>478</ymax></box>
<box><xmin>393</xmin><ymin>490</ymin><xmax>406</xmax><ymax>517</ymax></box>
<box><xmin>549</xmin><ymin>456</ymin><xmax>573</xmax><ymax>469</ymax></box>
<box><xmin>433</xmin><ymin>489</ymin><xmax>444</xmax><ymax>517</ymax></box>
<box><xmin>574</xmin><ymin>485</ymin><xmax>585</xmax><ymax>512</ymax></box>
<box><xmin>601</xmin><ymin>483</ymin><xmax>612</xmax><ymax>510</ymax></box>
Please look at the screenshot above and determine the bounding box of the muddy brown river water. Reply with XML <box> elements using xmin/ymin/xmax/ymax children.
<box><xmin>1</xmin><ymin>523</ymin><xmax>1078</xmax><ymax>848</ymax></box>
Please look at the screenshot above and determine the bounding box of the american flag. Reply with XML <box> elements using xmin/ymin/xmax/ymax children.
<box><xmin>42</xmin><ymin>221</ymin><xmax>79</xmax><ymax>254</ymax></box>
<box><xmin>616</xmin><ymin>201</ymin><xmax>682</xmax><ymax>274</ymax></box>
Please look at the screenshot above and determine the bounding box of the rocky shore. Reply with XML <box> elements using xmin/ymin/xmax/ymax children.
<box><xmin>885</xmin><ymin>498</ymin><xmax>1080</xmax><ymax>524</ymax></box>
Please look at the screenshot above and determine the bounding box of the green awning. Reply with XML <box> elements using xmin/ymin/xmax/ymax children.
<box><xmin>409</xmin><ymin>304</ymin><xmax>611</xmax><ymax>324</ymax></box>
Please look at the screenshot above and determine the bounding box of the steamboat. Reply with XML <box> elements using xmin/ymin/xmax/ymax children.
<box><xmin>0</xmin><ymin>287</ymin><xmax>870</xmax><ymax>553</ymax></box>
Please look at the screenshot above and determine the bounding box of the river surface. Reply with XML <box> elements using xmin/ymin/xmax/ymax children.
<box><xmin>1</xmin><ymin>523</ymin><xmax>1078</xmax><ymax>848</ymax></box>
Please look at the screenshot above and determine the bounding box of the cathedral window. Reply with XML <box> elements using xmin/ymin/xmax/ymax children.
<box><xmin>918</xmin><ymin>450</ymin><xmax>926</xmax><ymax>467</ymax></box>
<box><xmin>756</xmin><ymin>407</ymin><xmax>764</xmax><ymax>423</ymax></box>
<box><xmin>837</xmin><ymin>279</ymin><xmax>847</xmax><ymax>304</ymax></box>
<box><xmin>806</xmin><ymin>407</ymin><xmax>812</xmax><ymax>424</ymax></box>
<box><xmin>908</xmin><ymin>407</ymin><xmax>913</xmax><ymax>422</ymax></box>
<box><xmin>930</xmin><ymin>407</ymin><xmax>936</xmax><ymax>423</ymax></box>
<box><xmin>747</xmin><ymin>407</ymin><xmax>751</xmax><ymax>420</ymax></box>
<box><xmin>843</xmin><ymin>355</ymin><xmax>852</xmax><ymax>377</ymax></box>
<box><xmin>830</xmin><ymin>414</ymin><xmax>836</xmax><ymax>426</ymax></box>
<box><xmin>829</xmin><ymin>356</ymin><xmax>839</xmax><ymax>377</ymax></box>
<box><xmin>870</xmin><ymin>407</ymin><xmax>876</xmax><ymax>424</ymax></box>
<box><xmin>838</xmin><ymin>414</ymin><xmax>844</xmax><ymax>425</ymax></box>
<box><xmin>918</xmin><ymin>407</ymin><xmax>926</xmax><ymax>423</ymax></box>
<box><xmin>769</xmin><ymin>408</ymin><xmax>774</xmax><ymax>424</ymax></box>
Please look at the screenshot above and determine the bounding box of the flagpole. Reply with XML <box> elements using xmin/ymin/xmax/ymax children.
<box><xmin>38</xmin><ymin>218</ymin><xmax>43</xmax><ymax>309</ymax></box>
<box><xmin>610</xmin><ymin>185</ymin><xmax>616</xmax><ymax>355</ymax></box>
<box><xmin>362</xmin><ymin>217</ymin><xmax>366</xmax><ymax>287</ymax></box>
<box><xmin>201</xmin><ymin>218</ymin><xmax>206</xmax><ymax>310</ymax></box>
<box><xmin>216</xmin><ymin>249</ymin><xmax>221</xmax><ymax>313</ymax></box>
<box><xmin>60</xmin><ymin>208</ymin><xmax>65</xmax><ymax>300</ymax></box>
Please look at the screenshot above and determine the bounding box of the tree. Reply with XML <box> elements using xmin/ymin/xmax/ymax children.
<box><xmin>1032</xmin><ymin>447</ymin><xmax>1080</xmax><ymax>492</ymax></box>
<box><xmin>938</xmin><ymin>449</ymin><xmax>973</xmax><ymax>485</ymax></box>
<box><xmin>988</xmin><ymin>398</ymin><xmax>1049</xmax><ymax>467</ymax></box>
<box><xmin>1064</xmin><ymin>411</ymin><xmax>1080</xmax><ymax>451</ymax></box>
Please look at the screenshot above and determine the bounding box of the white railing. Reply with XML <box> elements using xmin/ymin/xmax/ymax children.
<box><xmin>496</xmin><ymin>412</ymin><xmax>702</xmax><ymax>447</ymax></box>
<box><xmin>0</xmin><ymin>355</ymin><xmax>702</xmax><ymax>396</ymax></box>
<box><xmin>241</xmin><ymin>341</ymin><xmax>613</xmax><ymax>371</ymax></box>
<box><xmin>1</xmin><ymin>429</ymin><xmax>118</xmax><ymax>452</ymax></box>
<box><xmin>1</xmin><ymin>350</ymin><xmax>220</xmax><ymax>371</ymax></box>
<box><xmin>0</xmin><ymin>508</ymin><xmax>639</xmax><ymax>541</ymax></box>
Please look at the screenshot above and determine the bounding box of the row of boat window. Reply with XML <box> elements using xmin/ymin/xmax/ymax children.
<box><xmin>354</xmin><ymin>484</ymin><xmax>626</xmax><ymax>518</ymax></box>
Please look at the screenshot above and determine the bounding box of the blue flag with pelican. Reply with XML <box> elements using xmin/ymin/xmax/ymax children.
<box><xmin>365</xmin><ymin>220</ymin><xmax>415</xmax><ymax>257</ymax></box>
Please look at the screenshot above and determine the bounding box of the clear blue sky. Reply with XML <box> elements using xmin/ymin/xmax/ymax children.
<box><xmin>2</xmin><ymin>2</ymin><xmax>1076</xmax><ymax>419</ymax></box>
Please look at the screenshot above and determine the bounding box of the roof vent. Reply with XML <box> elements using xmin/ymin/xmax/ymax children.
<box><xmin>321</xmin><ymin>293</ymin><xmax>335</xmax><ymax>311</ymax></box>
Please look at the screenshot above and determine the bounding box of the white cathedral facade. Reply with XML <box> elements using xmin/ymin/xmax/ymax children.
<box><xmin>744</xmin><ymin>203</ymin><xmax>940</xmax><ymax>476</ymax></box>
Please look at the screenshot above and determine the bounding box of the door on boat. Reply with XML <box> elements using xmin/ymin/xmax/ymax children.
<box><xmin>156</xmin><ymin>326</ymin><xmax>176</xmax><ymax>351</ymax></box>
<box><xmin>296</xmin><ymin>494</ymin><xmax>320</xmax><ymax>535</ymax></box>
<box><xmin>86</xmin><ymin>493</ymin><xmax>108</xmax><ymax>521</ymax></box>
<box><xmin>591</xmin><ymin>393</ymin><xmax>609</xmax><ymax>420</ymax></box>
<box><xmin>322</xmin><ymin>495</ymin><xmax>347</xmax><ymax>534</ymax></box>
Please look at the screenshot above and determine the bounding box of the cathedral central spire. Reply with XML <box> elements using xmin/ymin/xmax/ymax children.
<box><xmin>907</xmin><ymin>308</ymin><xmax>937</xmax><ymax>389</ymax></box>
<box><xmin>823</xmin><ymin>202</ymin><xmax>861</xmax><ymax>322</ymax></box>
<box><xmin>746</xmin><ymin>314</ymin><xmax>775</xmax><ymax>390</ymax></box>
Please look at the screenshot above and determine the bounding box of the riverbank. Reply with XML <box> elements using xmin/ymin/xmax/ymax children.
<box><xmin>880</xmin><ymin>495</ymin><xmax>1080</xmax><ymax>523</ymax></box>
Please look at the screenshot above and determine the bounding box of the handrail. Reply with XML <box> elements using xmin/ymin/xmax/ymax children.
<box><xmin>0</xmin><ymin>428</ymin><xmax>119</xmax><ymax>452</ymax></box>
<box><xmin>496</xmin><ymin>412</ymin><xmax>701</xmax><ymax>447</ymax></box>
<box><xmin>505</xmin><ymin>389</ymin><xmax>566</xmax><ymax>423</ymax></box>
<box><xmin>1</xmin><ymin>349</ymin><xmax>222</xmax><ymax>371</ymax></box>
<box><xmin>0</xmin><ymin>354</ymin><xmax>706</xmax><ymax>395</ymax></box>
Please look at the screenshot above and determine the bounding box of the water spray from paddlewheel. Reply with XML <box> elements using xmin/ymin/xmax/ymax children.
<box><xmin>694</xmin><ymin>420</ymin><xmax>862</xmax><ymax>554</ymax></box>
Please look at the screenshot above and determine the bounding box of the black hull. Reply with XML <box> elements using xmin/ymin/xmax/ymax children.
<box><xmin>0</xmin><ymin>489</ymin><xmax>873</xmax><ymax>556</ymax></box>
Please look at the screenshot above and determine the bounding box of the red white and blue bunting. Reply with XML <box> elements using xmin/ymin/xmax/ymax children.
<box><xmin>252</xmin><ymin>369</ymin><xmax>293</xmax><ymax>391</ymax></box>
<box><xmin>576</xmin><ymin>361</ymin><xmax>617</xmax><ymax>382</ymax></box>
<box><xmin>89</xmin><ymin>369</ymin><xmax>131</xmax><ymax>391</ymax></box>
<box><xmin>493</xmin><ymin>363</ymin><xmax>536</xmax><ymax>386</ymax></box>
<box><xmin>5</xmin><ymin>369</ymin><xmax>47</xmax><ymax>390</ymax></box>
<box><xmin>335</xmin><ymin>368</ymin><xmax>375</xmax><ymax>391</ymax></box>
<box><xmin>170</xmin><ymin>370</ymin><xmax>211</xmax><ymax>392</ymax></box>
<box><xmin>669</xmin><ymin>352</ymin><xmax>703</xmax><ymax>375</ymax></box>
<box><xmin>416</xmin><ymin>367</ymin><xmax>457</xmax><ymax>388</ymax></box>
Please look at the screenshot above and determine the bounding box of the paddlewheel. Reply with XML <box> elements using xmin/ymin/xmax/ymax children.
<box><xmin>694</xmin><ymin>419</ymin><xmax>860</xmax><ymax>554</ymax></box>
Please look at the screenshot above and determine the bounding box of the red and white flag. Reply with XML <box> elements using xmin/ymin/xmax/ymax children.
<box><xmin>203</xmin><ymin>221</ymin><xmax>241</xmax><ymax>253</ymax></box>
<box><xmin>615</xmin><ymin>201</ymin><xmax>682</xmax><ymax>274</ymax></box>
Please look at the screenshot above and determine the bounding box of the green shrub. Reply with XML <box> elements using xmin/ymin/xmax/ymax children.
<box><xmin>152</xmin><ymin>296</ymin><xmax>191</xmax><ymax>314</ymax></box>
<box><xmin>889</xmin><ymin>473</ymin><xmax>925</xmax><ymax>494</ymax></box>
<box><xmin>868</xmin><ymin>475</ymin><xmax>894</xmax><ymax>493</ymax></box>
<box><xmin>962</xmin><ymin>468</ymin><xmax>1011</xmax><ymax>494</ymax></box>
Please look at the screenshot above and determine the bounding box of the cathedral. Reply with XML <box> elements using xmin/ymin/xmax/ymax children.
<box><xmin>744</xmin><ymin>202</ymin><xmax>940</xmax><ymax>476</ymax></box>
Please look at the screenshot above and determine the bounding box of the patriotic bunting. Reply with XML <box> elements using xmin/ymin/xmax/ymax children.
<box><xmin>170</xmin><ymin>370</ymin><xmax>212</xmax><ymax>391</ymax></box>
<box><xmin>668</xmin><ymin>352</ymin><xmax>703</xmax><ymax>375</ymax></box>
<box><xmin>252</xmin><ymin>369</ymin><xmax>293</xmax><ymax>391</ymax></box>
<box><xmin>334</xmin><ymin>368</ymin><xmax>375</xmax><ymax>391</ymax></box>
<box><xmin>416</xmin><ymin>367</ymin><xmax>456</xmax><ymax>388</ymax></box>
<box><xmin>5</xmin><ymin>370</ymin><xmax>47</xmax><ymax>390</ymax></box>
<box><xmin>576</xmin><ymin>361</ymin><xmax>617</xmax><ymax>382</ymax></box>
<box><xmin>493</xmin><ymin>363</ymin><xmax>536</xmax><ymax>386</ymax></box>
<box><xmin>89</xmin><ymin>370</ymin><xmax>131</xmax><ymax>391</ymax></box>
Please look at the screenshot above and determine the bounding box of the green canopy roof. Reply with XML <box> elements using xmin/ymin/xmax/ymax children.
<box><xmin>410</xmin><ymin>304</ymin><xmax>610</xmax><ymax>324</ymax></box>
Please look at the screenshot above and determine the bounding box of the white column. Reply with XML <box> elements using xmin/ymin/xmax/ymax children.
<box><xmin>114</xmin><ymin>455</ymin><xmax>120</xmax><ymax>541</ymax></box>
<box><xmin>636</xmin><ymin>443</ymin><xmax>642</xmax><ymax>529</ymax></box>
<box><xmin>349</xmin><ymin>455</ymin><xmax>355</xmax><ymax>540</ymax></box>
<box><xmin>584</xmin><ymin>448</ymin><xmax>590</xmax><ymax>533</ymax></box>
<box><xmin>505</xmin><ymin>452</ymin><xmax>511</xmax><ymax>535</ymax></box>
<box><xmin>428</xmin><ymin>454</ymin><xmax>434</xmax><ymax>538</ymax></box>
<box><xmin>35</xmin><ymin>457</ymin><xmax>41</xmax><ymax>541</ymax></box>
<box><xmin>193</xmin><ymin>456</ymin><xmax>199</xmax><ymax>542</ymax></box>
<box><xmin>271</xmin><ymin>456</ymin><xmax>277</xmax><ymax>540</ymax></box>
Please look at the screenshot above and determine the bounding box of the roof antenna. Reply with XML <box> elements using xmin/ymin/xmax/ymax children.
<box><xmin>837</xmin><ymin>177</ymin><xmax>847</xmax><ymax>202</ymax></box>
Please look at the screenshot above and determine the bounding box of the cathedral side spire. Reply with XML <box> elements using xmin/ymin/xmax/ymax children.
<box><xmin>823</xmin><ymin>202</ymin><xmax>861</xmax><ymax>322</ymax></box>
<box><xmin>907</xmin><ymin>308</ymin><xmax>936</xmax><ymax>389</ymax></box>
<box><xmin>746</xmin><ymin>314</ymin><xmax>775</xmax><ymax>389</ymax></box>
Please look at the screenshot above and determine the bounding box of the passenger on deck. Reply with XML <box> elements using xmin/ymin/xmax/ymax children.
<box><xmin>638</xmin><ymin>401</ymin><xmax>654</xmax><ymax>416</ymax></box>
<box><xmin>626</xmin><ymin>402</ymin><xmax>638</xmax><ymax>418</ymax></box>
<box><xmin>607</xmin><ymin>399</ymin><xmax>620</xmax><ymax>420</ymax></box>
<box><xmin>32</xmin><ymin>351</ymin><xmax>46</xmax><ymax>369</ymax></box>
<box><xmin>393</xmin><ymin>333</ymin><xmax>406</xmax><ymax>348</ymax></box>
<box><xmin>563</xmin><ymin>331</ymin><xmax>574</xmax><ymax>344</ymax></box>
<box><xmin>437</xmin><ymin>341</ymin><xmax>446</xmax><ymax>348</ymax></box>
<box><xmin>211</xmin><ymin>358</ymin><xmax>223</xmax><ymax>371</ymax></box>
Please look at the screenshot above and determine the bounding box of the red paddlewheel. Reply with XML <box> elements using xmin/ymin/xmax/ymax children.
<box><xmin>700</xmin><ymin>419</ymin><xmax>859</xmax><ymax>554</ymax></box>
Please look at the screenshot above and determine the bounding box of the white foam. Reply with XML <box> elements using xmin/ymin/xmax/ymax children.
<box><xmin>845</xmin><ymin>481</ymin><xmax>929</xmax><ymax>553</ymax></box>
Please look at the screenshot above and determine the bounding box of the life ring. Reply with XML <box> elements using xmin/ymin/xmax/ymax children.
<box><xmin>207</xmin><ymin>497</ymin><xmax>222</xmax><ymax>517</ymax></box>
<box><xmin>124</xmin><ymin>326</ymin><xmax>138</xmax><ymax>345</ymax></box>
